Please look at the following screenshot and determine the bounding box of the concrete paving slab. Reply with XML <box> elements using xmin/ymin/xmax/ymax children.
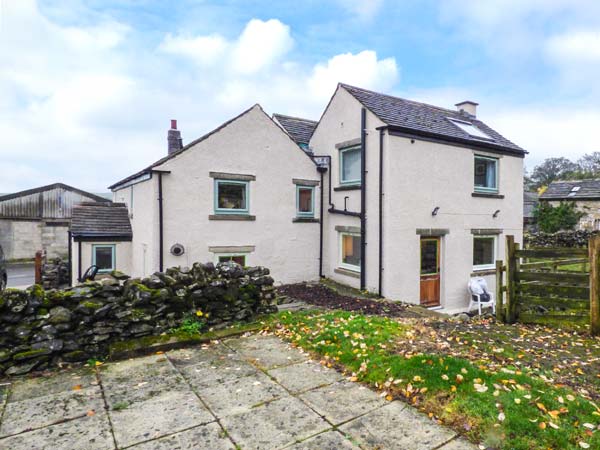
<box><xmin>268</xmin><ymin>361</ymin><xmax>344</xmax><ymax>394</ymax></box>
<box><xmin>7</xmin><ymin>367</ymin><xmax>98</xmax><ymax>402</ymax></box>
<box><xmin>109</xmin><ymin>390</ymin><xmax>214</xmax><ymax>448</ymax></box>
<box><xmin>199</xmin><ymin>370</ymin><xmax>289</xmax><ymax>417</ymax></box>
<box><xmin>298</xmin><ymin>381</ymin><xmax>386</xmax><ymax>425</ymax></box>
<box><xmin>127</xmin><ymin>422</ymin><xmax>235</xmax><ymax>450</ymax></box>
<box><xmin>225</xmin><ymin>335</ymin><xmax>308</xmax><ymax>369</ymax></box>
<box><xmin>0</xmin><ymin>386</ymin><xmax>104</xmax><ymax>437</ymax></box>
<box><xmin>339</xmin><ymin>401</ymin><xmax>457</xmax><ymax>450</ymax></box>
<box><xmin>286</xmin><ymin>430</ymin><xmax>361</xmax><ymax>449</ymax></box>
<box><xmin>221</xmin><ymin>396</ymin><xmax>329</xmax><ymax>450</ymax></box>
<box><xmin>0</xmin><ymin>411</ymin><xmax>114</xmax><ymax>450</ymax></box>
<box><xmin>167</xmin><ymin>343</ymin><xmax>237</xmax><ymax>368</ymax></box>
<box><xmin>438</xmin><ymin>437</ymin><xmax>479</xmax><ymax>450</ymax></box>
<box><xmin>178</xmin><ymin>355</ymin><xmax>259</xmax><ymax>390</ymax></box>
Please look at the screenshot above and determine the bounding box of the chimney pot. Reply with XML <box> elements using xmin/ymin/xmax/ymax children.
<box><xmin>170</xmin><ymin>119</ymin><xmax>177</xmax><ymax>130</ymax></box>
<box><xmin>455</xmin><ymin>101</ymin><xmax>478</xmax><ymax>118</ymax></box>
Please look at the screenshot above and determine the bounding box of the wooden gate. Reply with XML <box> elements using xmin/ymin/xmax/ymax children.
<box><xmin>497</xmin><ymin>235</ymin><xmax>600</xmax><ymax>335</ymax></box>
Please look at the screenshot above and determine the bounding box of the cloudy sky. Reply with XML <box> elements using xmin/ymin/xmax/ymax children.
<box><xmin>1</xmin><ymin>0</ymin><xmax>599</xmax><ymax>192</ymax></box>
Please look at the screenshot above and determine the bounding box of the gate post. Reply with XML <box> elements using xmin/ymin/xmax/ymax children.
<box><xmin>505</xmin><ymin>235</ymin><xmax>516</xmax><ymax>324</ymax></box>
<box><xmin>495</xmin><ymin>260</ymin><xmax>505</xmax><ymax>322</ymax></box>
<box><xmin>589</xmin><ymin>236</ymin><xmax>600</xmax><ymax>335</ymax></box>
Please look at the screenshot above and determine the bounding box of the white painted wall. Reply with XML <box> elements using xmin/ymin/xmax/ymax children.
<box><xmin>113</xmin><ymin>105</ymin><xmax>321</xmax><ymax>284</ymax></box>
<box><xmin>70</xmin><ymin>239</ymin><xmax>132</xmax><ymax>283</ymax></box>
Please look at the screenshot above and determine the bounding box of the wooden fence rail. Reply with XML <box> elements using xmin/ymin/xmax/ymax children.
<box><xmin>497</xmin><ymin>235</ymin><xmax>600</xmax><ymax>335</ymax></box>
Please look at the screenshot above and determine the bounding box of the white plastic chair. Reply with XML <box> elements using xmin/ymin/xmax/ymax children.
<box><xmin>467</xmin><ymin>277</ymin><xmax>496</xmax><ymax>315</ymax></box>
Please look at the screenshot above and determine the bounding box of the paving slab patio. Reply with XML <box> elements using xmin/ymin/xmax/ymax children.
<box><xmin>0</xmin><ymin>333</ymin><xmax>478</xmax><ymax>450</ymax></box>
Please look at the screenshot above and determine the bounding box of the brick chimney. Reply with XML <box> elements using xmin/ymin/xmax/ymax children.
<box><xmin>167</xmin><ymin>119</ymin><xmax>182</xmax><ymax>155</ymax></box>
<box><xmin>455</xmin><ymin>101</ymin><xmax>478</xmax><ymax>118</ymax></box>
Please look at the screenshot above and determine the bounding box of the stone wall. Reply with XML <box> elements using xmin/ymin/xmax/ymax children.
<box><xmin>0</xmin><ymin>219</ymin><xmax>69</xmax><ymax>261</ymax></box>
<box><xmin>41</xmin><ymin>258</ymin><xmax>70</xmax><ymax>290</ymax></box>
<box><xmin>525</xmin><ymin>230</ymin><xmax>598</xmax><ymax>248</ymax></box>
<box><xmin>0</xmin><ymin>262</ymin><xmax>276</xmax><ymax>376</ymax></box>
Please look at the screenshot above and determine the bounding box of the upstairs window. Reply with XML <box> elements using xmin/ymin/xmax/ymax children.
<box><xmin>214</xmin><ymin>180</ymin><xmax>249</xmax><ymax>214</ymax></box>
<box><xmin>92</xmin><ymin>244</ymin><xmax>115</xmax><ymax>273</ymax></box>
<box><xmin>473</xmin><ymin>236</ymin><xmax>496</xmax><ymax>270</ymax></box>
<box><xmin>340</xmin><ymin>232</ymin><xmax>361</xmax><ymax>271</ymax></box>
<box><xmin>474</xmin><ymin>156</ymin><xmax>498</xmax><ymax>193</ymax></box>
<box><xmin>296</xmin><ymin>186</ymin><xmax>314</xmax><ymax>217</ymax></box>
<box><xmin>449</xmin><ymin>118</ymin><xmax>493</xmax><ymax>140</ymax></box>
<box><xmin>340</xmin><ymin>146</ymin><xmax>361</xmax><ymax>185</ymax></box>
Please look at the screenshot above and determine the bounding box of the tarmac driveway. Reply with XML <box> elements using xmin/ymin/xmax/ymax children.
<box><xmin>6</xmin><ymin>262</ymin><xmax>35</xmax><ymax>289</ymax></box>
<box><xmin>0</xmin><ymin>334</ymin><xmax>475</xmax><ymax>450</ymax></box>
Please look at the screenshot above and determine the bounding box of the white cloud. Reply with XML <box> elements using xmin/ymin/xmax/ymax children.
<box><xmin>308</xmin><ymin>51</ymin><xmax>398</xmax><ymax>100</ymax></box>
<box><xmin>336</xmin><ymin>0</ymin><xmax>384</xmax><ymax>21</ymax></box>
<box><xmin>546</xmin><ymin>30</ymin><xmax>600</xmax><ymax>63</ymax></box>
<box><xmin>0</xmin><ymin>2</ymin><xmax>399</xmax><ymax>192</ymax></box>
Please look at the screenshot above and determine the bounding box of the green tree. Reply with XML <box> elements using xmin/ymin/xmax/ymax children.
<box><xmin>530</xmin><ymin>157</ymin><xmax>579</xmax><ymax>189</ymax></box>
<box><xmin>533</xmin><ymin>201</ymin><xmax>584</xmax><ymax>233</ymax></box>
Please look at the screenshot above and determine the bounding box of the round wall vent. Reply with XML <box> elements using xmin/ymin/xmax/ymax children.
<box><xmin>170</xmin><ymin>243</ymin><xmax>185</xmax><ymax>256</ymax></box>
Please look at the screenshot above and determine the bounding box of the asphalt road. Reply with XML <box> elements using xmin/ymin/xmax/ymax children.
<box><xmin>6</xmin><ymin>263</ymin><xmax>35</xmax><ymax>288</ymax></box>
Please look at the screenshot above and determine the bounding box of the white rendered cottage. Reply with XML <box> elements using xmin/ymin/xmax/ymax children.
<box><xmin>72</xmin><ymin>84</ymin><xmax>525</xmax><ymax>312</ymax></box>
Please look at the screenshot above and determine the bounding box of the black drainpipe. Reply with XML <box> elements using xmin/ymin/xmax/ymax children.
<box><xmin>68</xmin><ymin>230</ymin><xmax>72</xmax><ymax>286</ymax></box>
<box><xmin>378</xmin><ymin>128</ymin><xmax>384</xmax><ymax>297</ymax></box>
<box><xmin>360</xmin><ymin>108</ymin><xmax>367</xmax><ymax>291</ymax></box>
<box><xmin>158</xmin><ymin>172</ymin><xmax>164</xmax><ymax>272</ymax></box>
<box><xmin>77</xmin><ymin>240</ymin><xmax>82</xmax><ymax>282</ymax></box>
<box><xmin>318</xmin><ymin>166</ymin><xmax>327</xmax><ymax>278</ymax></box>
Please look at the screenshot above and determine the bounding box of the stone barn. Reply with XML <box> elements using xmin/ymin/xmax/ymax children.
<box><xmin>0</xmin><ymin>183</ymin><xmax>111</xmax><ymax>260</ymax></box>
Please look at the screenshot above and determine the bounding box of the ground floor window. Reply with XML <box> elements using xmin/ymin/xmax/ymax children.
<box><xmin>473</xmin><ymin>236</ymin><xmax>496</xmax><ymax>270</ymax></box>
<box><xmin>92</xmin><ymin>244</ymin><xmax>116</xmax><ymax>273</ymax></box>
<box><xmin>340</xmin><ymin>232</ymin><xmax>361</xmax><ymax>271</ymax></box>
<box><xmin>217</xmin><ymin>253</ymin><xmax>247</xmax><ymax>266</ymax></box>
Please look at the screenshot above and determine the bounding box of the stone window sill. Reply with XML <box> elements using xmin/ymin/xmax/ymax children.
<box><xmin>472</xmin><ymin>192</ymin><xmax>504</xmax><ymax>199</ymax></box>
<box><xmin>292</xmin><ymin>217</ymin><xmax>319</xmax><ymax>223</ymax></box>
<box><xmin>334</xmin><ymin>267</ymin><xmax>360</xmax><ymax>278</ymax></box>
<box><xmin>209</xmin><ymin>214</ymin><xmax>256</xmax><ymax>221</ymax></box>
<box><xmin>334</xmin><ymin>185</ymin><xmax>361</xmax><ymax>192</ymax></box>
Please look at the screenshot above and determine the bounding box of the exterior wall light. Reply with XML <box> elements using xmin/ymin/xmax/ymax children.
<box><xmin>493</xmin><ymin>209</ymin><xmax>500</xmax><ymax>218</ymax></box>
<box><xmin>432</xmin><ymin>207</ymin><xmax>440</xmax><ymax>216</ymax></box>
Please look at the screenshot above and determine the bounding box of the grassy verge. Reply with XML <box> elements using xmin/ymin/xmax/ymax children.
<box><xmin>268</xmin><ymin>310</ymin><xmax>600</xmax><ymax>450</ymax></box>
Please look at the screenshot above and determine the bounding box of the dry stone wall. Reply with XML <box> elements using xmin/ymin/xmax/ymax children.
<box><xmin>525</xmin><ymin>230</ymin><xmax>598</xmax><ymax>248</ymax></box>
<box><xmin>0</xmin><ymin>262</ymin><xmax>276</xmax><ymax>376</ymax></box>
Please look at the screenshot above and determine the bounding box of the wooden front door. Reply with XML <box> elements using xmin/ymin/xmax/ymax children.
<box><xmin>420</xmin><ymin>237</ymin><xmax>440</xmax><ymax>307</ymax></box>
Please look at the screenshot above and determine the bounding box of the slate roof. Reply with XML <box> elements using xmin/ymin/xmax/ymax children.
<box><xmin>272</xmin><ymin>114</ymin><xmax>317</xmax><ymax>145</ymax></box>
<box><xmin>540</xmin><ymin>180</ymin><xmax>600</xmax><ymax>201</ymax></box>
<box><xmin>340</xmin><ymin>84</ymin><xmax>525</xmax><ymax>155</ymax></box>
<box><xmin>71</xmin><ymin>202</ymin><xmax>132</xmax><ymax>239</ymax></box>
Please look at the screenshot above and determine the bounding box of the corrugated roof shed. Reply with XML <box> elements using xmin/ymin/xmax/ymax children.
<box><xmin>272</xmin><ymin>114</ymin><xmax>317</xmax><ymax>145</ymax></box>
<box><xmin>71</xmin><ymin>202</ymin><xmax>132</xmax><ymax>239</ymax></box>
<box><xmin>340</xmin><ymin>83</ymin><xmax>525</xmax><ymax>155</ymax></box>
<box><xmin>540</xmin><ymin>180</ymin><xmax>600</xmax><ymax>200</ymax></box>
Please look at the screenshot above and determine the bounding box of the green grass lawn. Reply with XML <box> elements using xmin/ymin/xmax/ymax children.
<box><xmin>267</xmin><ymin>310</ymin><xmax>600</xmax><ymax>450</ymax></box>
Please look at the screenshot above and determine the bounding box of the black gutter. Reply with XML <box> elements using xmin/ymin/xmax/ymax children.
<box><xmin>378</xmin><ymin>128</ymin><xmax>384</xmax><ymax>297</ymax></box>
<box><xmin>328</xmin><ymin>207</ymin><xmax>361</xmax><ymax>217</ymax></box>
<box><xmin>318</xmin><ymin>166</ymin><xmax>327</xmax><ymax>278</ymax></box>
<box><xmin>68</xmin><ymin>230</ymin><xmax>72</xmax><ymax>286</ymax></box>
<box><xmin>157</xmin><ymin>172</ymin><xmax>164</xmax><ymax>272</ymax></box>
<box><xmin>77</xmin><ymin>240</ymin><xmax>82</xmax><ymax>282</ymax></box>
<box><xmin>360</xmin><ymin>107</ymin><xmax>367</xmax><ymax>290</ymax></box>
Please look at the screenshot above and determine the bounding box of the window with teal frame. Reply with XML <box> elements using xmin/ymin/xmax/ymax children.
<box><xmin>296</xmin><ymin>185</ymin><xmax>315</xmax><ymax>217</ymax></box>
<box><xmin>339</xmin><ymin>146</ymin><xmax>361</xmax><ymax>185</ymax></box>
<box><xmin>92</xmin><ymin>244</ymin><xmax>116</xmax><ymax>273</ymax></box>
<box><xmin>474</xmin><ymin>155</ymin><xmax>498</xmax><ymax>193</ymax></box>
<box><xmin>214</xmin><ymin>179</ymin><xmax>249</xmax><ymax>214</ymax></box>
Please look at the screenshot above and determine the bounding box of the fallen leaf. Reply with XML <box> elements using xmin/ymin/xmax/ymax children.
<box><xmin>72</xmin><ymin>385</ymin><xmax>82</xmax><ymax>391</ymax></box>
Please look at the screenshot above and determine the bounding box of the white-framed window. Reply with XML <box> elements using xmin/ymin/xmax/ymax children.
<box><xmin>92</xmin><ymin>244</ymin><xmax>116</xmax><ymax>273</ymax></box>
<box><xmin>216</xmin><ymin>253</ymin><xmax>247</xmax><ymax>266</ymax></box>
<box><xmin>214</xmin><ymin>180</ymin><xmax>249</xmax><ymax>214</ymax></box>
<box><xmin>473</xmin><ymin>236</ymin><xmax>496</xmax><ymax>270</ymax></box>
<box><xmin>296</xmin><ymin>186</ymin><xmax>315</xmax><ymax>217</ymax></box>
<box><xmin>474</xmin><ymin>156</ymin><xmax>498</xmax><ymax>193</ymax></box>
<box><xmin>339</xmin><ymin>146</ymin><xmax>361</xmax><ymax>185</ymax></box>
<box><xmin>339</xmin><ymin>232</ymin><xmax>361</xmax><ymax>271</ymax></box>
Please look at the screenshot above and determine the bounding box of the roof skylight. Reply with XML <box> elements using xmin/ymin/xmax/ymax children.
<box><xmin>448</xmin><ymin>118</ymin><xmax>493</xmax><ymax>140</ymax></box>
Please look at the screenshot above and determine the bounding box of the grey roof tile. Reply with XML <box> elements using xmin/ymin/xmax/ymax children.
<box><xmin>273</xmin><ymin>114</ymin><xmax>317</xmax><ymax>145</ymax></box>
<box><xmin>340</xmin><ymin>84</ymin><xmax>525</xmax><ymax>154</ymax></box>
<box><xmin>540</xmin><ymin>180</ymin><xmax>600</xmax><ymax>200</ymax></box>
<box><xmin>71</xmin><ymin>202</ymin><xmax>132</xmax><ymax>238</ymax></box>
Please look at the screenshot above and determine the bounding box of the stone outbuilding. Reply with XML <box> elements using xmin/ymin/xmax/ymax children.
<box><xmin>0</xmin><ymin>183</ymin><xmax>110</xmax><ymax>260</ymax></box>
<box><xmin>539</xmin><ymin>179</ymin><xmax>600</xmax><ymax>230</ymax></box>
